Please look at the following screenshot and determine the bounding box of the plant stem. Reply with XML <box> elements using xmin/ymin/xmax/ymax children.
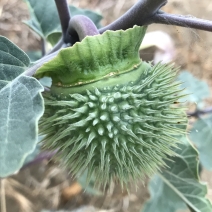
<box><xmin>54</xmin><ymin>0</ymin><xmax>71</xmax><ymax>43</ymax></box>
<box><xmin>152</xmin><ymin>12</ymin><xmax>212</xmax><ymax>32</ymax></box>
<box><xmin>187</xmin><ymin>106</ymin><xmax>212</xmax><ymax>117</ymax></box>
<box><xmin>41</xmin><ymin>38</ymin><xmax>46</xmax><ymax>56</ymax></box>
<box><xmin>47</xmin><ymin>37</ymin><xmax>64</xmax><ymax>55</ymax></box>
<box><xmin>68</xmin><ymin>15</ymin><xmax>99</xmax><ymax>43</ymax></box>
<box><xmin>99</xmin><ymin>0</ymin><xmax>212</xmax><ymax>33</ymax></box>
<box><xmin>0</xmin><ymin>179</ymin><xmax>6</xmax><ymax>212</ymax></box>
<box><xmin>99</xmin><ymin>0</ymin><xmax>167</xmax><ymax>33</ymax></box>
<box><xmin>24</xmin><ymin>50</ymin><xmax>60</xmax><ymax>77</ymax></box>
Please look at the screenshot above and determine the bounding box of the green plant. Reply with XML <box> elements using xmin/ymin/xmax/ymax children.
<box><xmin>1</xmin><ymin>0</ymin><xmax>212</xmax><ymax>211</ymax></box>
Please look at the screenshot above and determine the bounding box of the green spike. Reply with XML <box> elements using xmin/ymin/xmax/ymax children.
<box><xmin>97</xmin><ymin>125</ymin><xmax>105</xmax><ymax>136</ymax></box>
<box><xmin>86</xmin><ymin>131</ymin><xmax>96</xmax><ymax>147</ymax></box>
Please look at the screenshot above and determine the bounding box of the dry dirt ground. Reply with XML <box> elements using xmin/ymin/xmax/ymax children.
<box><xmin>0</xmin><ymin>0</ymin><xmax>212</xmax><ymax>212</ymax></box>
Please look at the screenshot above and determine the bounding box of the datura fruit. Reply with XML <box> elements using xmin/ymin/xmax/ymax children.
<box><xmin>35</xmin><ymin>26</ymin><xmax>187</xmax><ymax>188</ymax></box>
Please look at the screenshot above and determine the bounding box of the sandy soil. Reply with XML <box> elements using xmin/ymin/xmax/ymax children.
<box><xmin>0</xmin><ymin>0</ymin><xmax>212</xmax><ymax>211</ymax></box>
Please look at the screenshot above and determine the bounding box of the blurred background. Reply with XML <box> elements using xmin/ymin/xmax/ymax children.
<box><xmin>0</xmin><ymin>0</ymin><xmax>212</xmax><ymax>211</ymax></box>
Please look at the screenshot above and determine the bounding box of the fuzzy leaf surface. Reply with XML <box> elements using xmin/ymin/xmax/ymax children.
<box><xmin>142</xmin><ymin>137</ymin><xmax>212</xmax><ymax>212</ymax></box>
<box><xmin>190</xmin><ymin>115</ymin><xmax>212</xmax><ymax>170</ymax></box>
<box><xmin>178</xmin><ymin>71</ymin><xmax>210</xmax><ymax>105</ymax></box>
<box><xmin>0</xmin><ymin>36</ymin><xmax>30</xmax><ymax>90</ymax></box>
<box><xmin>0</xmin><ymin>75</ymin><xmax>44</xmax><ymax>177</ymax></box>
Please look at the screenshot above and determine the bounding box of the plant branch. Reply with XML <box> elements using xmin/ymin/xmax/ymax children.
<box><xmin>99</xmin><ymin>0</ymin><xmax>212</xmax><ymax>33</ymax></box>
<box><xmin>99</xmin><ymin>0</ymin><xmax>167</xmax><ymax>33</ymax></box>
<box><xmin>187</xmin><ymin>106</ymin><xmax>212</xmax><ymax>117</ymax></box>
<box><xmin>24</xmin><ymin>50</ymin><xmax>60</xmax><ymax>77</ymax></box>
<box><xmin>47</xmin><ymin>37</ymin><xmax>69</xmax><ymax>55</ymax></box>
<box><xmin>41</xmin><ymin>38</ymin><xmax>46</xmax><ymax>56</ymax></box>
<box><xmin>54</xmin><ymin>0</ymin><xmax>71</xmax><ymax>43</ymax></box>
<box><xmin>68</xmin><ymin>15</ymin><xmax>99</xmax><ymax>43</ymax></box>
<box><xmin>152</xmin><ymin>12</ymin><xmax>212</xmax><ymax>32</ymax></box>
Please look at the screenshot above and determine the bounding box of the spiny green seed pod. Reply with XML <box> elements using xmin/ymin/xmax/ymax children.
<box><xmin>35</xmin><ymin>26</ymin><xmax>187</xmax><ymax>188</ymax></box>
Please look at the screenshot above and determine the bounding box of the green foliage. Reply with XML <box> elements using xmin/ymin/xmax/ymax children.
<box><xmin>23</xmin><ymin>0</ymin><xmax>102</xmax><ymax>45</ymax></box>
<box><xmin>177</xmin><ymin>71</ymin><xmax>212</xmax><ymax>171</ymax></box>
<box><xmin>142</xmin><ymin>136</ymin><xmax>212</xmax><ymax>212</ymax></box>
<box><xmin>26</xmin><ymin>50</ymin><xmax>42</xmax><ymax>62</ymax></box>
<box><xmin>142</xmin><ymin>175</ymin><xmax>187</xmax><ymax>212</ymax></box>
<box><xmin>0</xmin><ymin>75</ymin><xmax>44</xmax><ymax>177</ymax></box>
<box><xmin>0</xmin><ymin>36</ymin><xmax>30</xmax><ymax>90</ymax></box>
<box><xmin>23</xmin><ymin>0</ymin><xmax>61</xmax><ymax>40</ymax></box>
<box><xmin>0</xmin><ymin>37</ymin><xmax>44</xmax><ymax>177</ymax></box>
<box><xmin>178</xmin><ymin>71</ymin><xmax>210</xmax><ymax>106</ymax></box>
<box><xmin>190</xmin><ymin>115</ymin><xmax>212</xmax><ymax>170</ymax></box>
<box><xmin>1</xmin><ymin>1</ymin><xmax>212</xmax><ymax>211</ymax></box>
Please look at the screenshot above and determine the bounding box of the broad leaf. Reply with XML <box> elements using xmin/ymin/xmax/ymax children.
<box><xmin>0</xmin><ymin>36</ymin><xmax>30</xmax><ymax>90</ymax></box>
<box><xmin>142</xmin><ymin>175</ymin><xmax>187</xmax><ymax>212</ymax></box>
<box><xmin>23</xmin><ymin>0</ymin><xmax>61</xmax><ymax>39</ymax></box>
<box><xmin>189</xmin><ymin>115</ymin><xmax>212</xmax><ymax>170</ymax></box>
<box><xmin>142</xmin><ymin>137</ymin><xmax>212</xmax><ymax>212</ymax></box>
<box><xmin>0</xmin><ymin>75</ymin><xmax>44</xmax><ymax>177</ymax></box>
<box><xmin>178</xmin><ymin>71</ymin><xmax>210</xmax><ymax>106</ymax></box>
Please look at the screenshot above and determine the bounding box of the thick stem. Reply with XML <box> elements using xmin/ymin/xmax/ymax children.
<box><xmin>54</xmin><ymin>0</ymin><xmax>71</xmax><ymax>43</ymax></box>
<box><xmin>99</xmin><ymin>0</ymin><xmax>167</xmax><ymax>33</ymax></box>
<box><xmin>68</xmin><ymin>15</ymin><xmax>99</xmax><ymax>43</ymax></box>
<box><xmin>152</xmin><ymin>12</ymin><xmax>212</xmax><ymax>32</ymax></box>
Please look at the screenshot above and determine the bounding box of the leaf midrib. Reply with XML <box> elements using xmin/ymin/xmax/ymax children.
<box><xmin>159</xmin><ymin>173</ymin><xmax>201</xmax><ymax>212</ymax></box>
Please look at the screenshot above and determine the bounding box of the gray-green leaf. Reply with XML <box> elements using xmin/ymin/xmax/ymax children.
<box><xmin>23</xmin><ymin>0</ymin><xmax>61</xmax><ymax>39</ymax></box>
<box><xmin>142</xmin><ymin>137</ymin><xmax>212</xmax><ymax>212</ymax></box>
<box><xmin>0</xmin><ymin>75</ymin><xmax>44</xmax><ymax>177</ymax></box>
<box><xmin>142</xmin><ymin>175</ymin><xmax>187</xmax><ymax>212</ymax></box>
<box><xmin>0</xmin><ymin>36</ymin><xmax>30</xmax><ymax>90</ymax></box>
<box><xmin>178</xmin><ymin>71</ymin><xmax>210</xmax><ymax>106</ymax></box>
<box><xmin>189</xmin><ymin>115</ymin><xmax>212</xmax><ymax>170</ymax></box>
